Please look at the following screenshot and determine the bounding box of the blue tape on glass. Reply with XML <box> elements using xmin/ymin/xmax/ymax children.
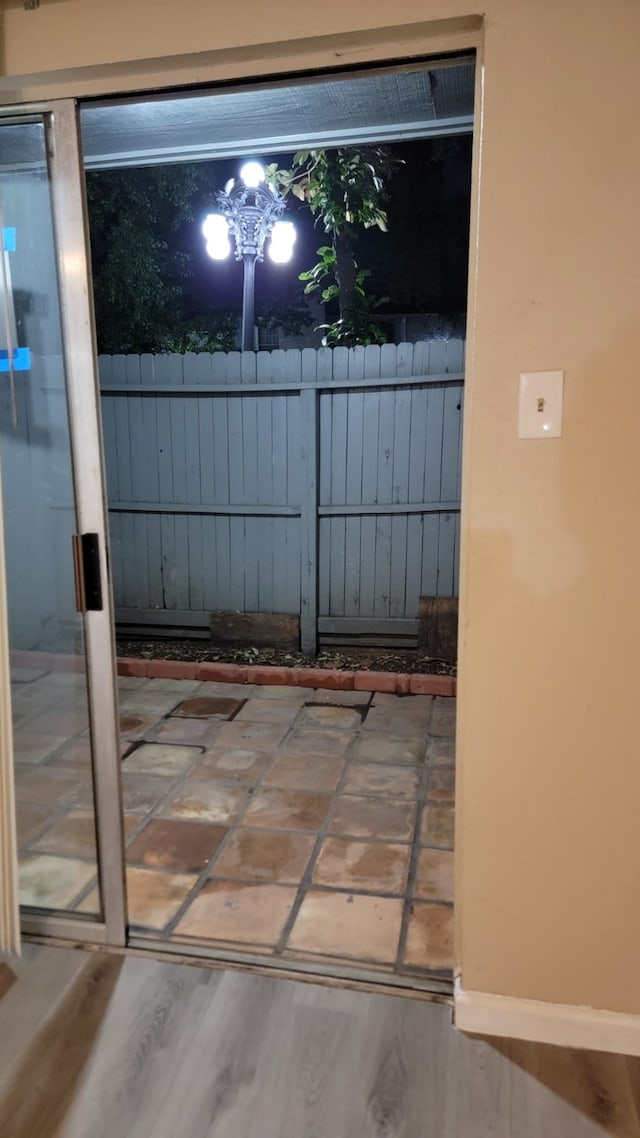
<box><xmin>1</xmin><ymin>228</ymin><xmax>16</xmax><ymax>253</ymax></box>
<box><xmin>0</xmin><ymin>348</ymin><xmax>31</xmax><ymax>372</ymax></box>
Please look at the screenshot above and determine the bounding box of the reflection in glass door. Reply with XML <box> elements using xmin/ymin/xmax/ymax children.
<box><xmin>0</xmin><ymin>105</ymin><xmax>125</xmax><ymax>943</ymax></box>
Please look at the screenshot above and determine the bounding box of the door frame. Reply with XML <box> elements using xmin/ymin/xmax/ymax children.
<box><xmin>0</xmin><ymin>100</ymin><xmax>127</xmax><ymax>947</ymax></box>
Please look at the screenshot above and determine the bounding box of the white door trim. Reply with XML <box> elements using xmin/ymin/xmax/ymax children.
<box><xmin>455</xmin><ymin>980</ymin><xmax>640</xmax><ymax>1057</ymax></box>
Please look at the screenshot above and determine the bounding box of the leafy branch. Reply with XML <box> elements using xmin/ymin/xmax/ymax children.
<box><xmin>266</xmin><ymin>146</ymin><xmax>399</xmax><ymax>347</ymax></box>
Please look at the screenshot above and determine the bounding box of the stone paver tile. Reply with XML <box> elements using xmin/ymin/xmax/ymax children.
<box><xmin>143</xmin><ymin>678</ymin><xmax>202</xmax><ymax>694</ymax></box>
<box><xmin>173</xmin><ymin>696</ymin><xmax>242</xmax><ymax>719</ymax></box>
<box><xmin>413</xmin><ymin>848</ymin><xmax>454</xmax><ymax>903</ymax></box>
<box><xmin>10</xmin><ymin>696</ymin><xmax>53</xmax><ymax>724</ymax></box>
<box><xmin>14</xmin><ymin>766</ymin><xmax>87</xmax><ymax>806</ymax></box>
<box><xmin>310</xmin><ymin>689</ymin><xmax>372</xmax><ymax>707</ymax></box>
<box><xmin>350</xmin><ymin>734</ymin><xmax>425</xmax><ymax>766</ymax></box>
<box><xmin>288</xmin><ymin>889</ymin><xmax>403</xmax><ymax>963</ymax></box>
<box><xmin>161</xmin><ymin>781</ymin><xmax>249</xmax><ymax>824</ymax></box>
<box><xmin>210</xmin><ymin>828</ymin><xmax>315</xmax><ymax>884</ymax></box>
<box><xmin>119</xmin><ymin>712</ymin><xmax>162</xmax><ymax>741</ymax></box>
<box><xmin>312</xmin><ymin>837</ymin><xmax>410</xmax><ymax>894</ymax></box>
<box><xmin>38</xmin><ymin>671</ymin><xmax>82</xmax><ymax>687</ymax></box>
<box><xmin>23</xmin><ymin>709</ymin><xmax>89</xmax><ymax>736</ymax></box>
<box><xmin>188</xmin><ymin>749</ymin><xmax>271</xmax><ymax>785</ymax></box>
<box><xmin>427</xmin><ymin>737</ymin><xmax>455</xmax><ymax>765</ymax></box>
<box><xmin>11</xmin><ymin>677</ymin><xmax>55</xmax><ymax>701</ymax></box>
<box><xmin>430</xmin><ymin>697</ymin><xmax>457</xmax><ymax>737</ymax></box>
<box><xmin>32</xmin><ymin>810</ymin><xmax>138</xmax><ymax>859</ymax></box>
<box><xmin>329</xmin><ymin>795</ymin><xmax>416</xmax><ymax>842</ymax></box>
<box><xmin>175</xmin><ymin>880</ymin><xmax>297</xmax><ymax>945</ymax></box>
<box><xmin>149</xmin><ymin>717</ymin><xmax>222</xmax><ymax>748</ymax></box>
<box><xmin>117</xmin><ymin>676</ymin><xmax>150</xmax><ymax>691</ymax></box>
<box><xmin>69</xmin><ymin>775</ymin><xmax>159</xmax><ymax>816</ymax></box>
<box><xmin>279</xmin><ymin>728</ymin><xmax>353</xmax><ymax>760</ymax></box>
<box><xmin>16</xmin><ymin>804</ymin><xmax>57</xmax><ymax>847</ymax></box>
<box><xmin>341</xmin><ymin>763</ymin><xmax>420</xmax><ymax>800</ymax></box>
<box><xmin>12</xmin><ymin>709</ymin><xmax>34</xmax><ymax>730</ymax></box>
<box><xmin>120</xmin><ymin>773</ymin><xmax>178</xmax><ymax>814</ymax></box>
<box><xmin>296</xmin><ymin>705</ymin><xmax>363</xmax><ymax>731</ymax></box>
<box><xmin>13</xmin><ymin>733</ymin><xmax>67</xmax><ymax>765</ymax></box>
<box><xmin>403</xmin><ymin>902</ymin><xmax>454</xmax><ymax>971</ymax></box>
<box><xmin>248</xmin><ymin>685</ymin><xmax>305</xmax><ymax>701</ymax></box>
<box><xmin>122</xmin><ymin>742</ymin><xmax>202</xmax><ymax>777</ymax></box>
<box><xmin>126</xmin><ymin>867</ymin><xmax>198</xmax><ymax>930</ymax></box>
<box><xmin>361</xmin><ymin>707</ymin><xmax>429</xmax><ymax>736</ymax></box>
<box><xmin>235</xmin><ymin>699</ymin><xmax>302</xmax><ymax>725</ymax></box>
<box><xmin>419</xmin><ymin>804</ymin><xmax>455</xmax><ymax>849</ymax></box>
<box><xmin>263</xmin><ymin>753</ymin><xmax>345</xmax><ymax>792</ymax></box>
<box><xmin>119</xmin><ymin>691</ymin><xmax>183</xmax><ymax>716</ymax></box>
<box><xmin>127</xmin><ymin>818</ymin><xmax>228</xmax><ymax>873</ymax></box>
<box><xmin>214</xmin><ymin>719</ymin><xmax>291</xmax><ymax>752</ymax></box>
<box><xmin>45</xmin><ymin>737</ymin><xmax>92</xmax><ymax>768</ymax></box>
<box><xmin>11</xmin><ymin>667</ymin><xmax>48</xmax><ymax>684</ymax></box>
<box><xmin>73</xmin><ymin>885</ymin><xmax>100</xmax><ymax>915</ymax></box>
<box><xmin>372</xmin><ymin>693</ymin><xmax>433</xmax><ymax>711</ymax></box>
<box><xmin>196</xmin><ymin>682</ymin><xmax>257</xmax><ymax>698</ymax></box>
<box><xmin>19</xmin><ymin>854</ymin><xmax>96</xmax><ymax>909</ymax></box>
<box><xmin>425</xmin><ymin>767</ymin><xmax>456</xmax><ymax>803</ymax></box>
<box><xmin>243</xmin><ymin>788</ymin><xmax>332</xmax><ymax>831</ymax></box>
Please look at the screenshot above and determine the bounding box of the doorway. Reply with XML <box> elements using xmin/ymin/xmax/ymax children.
<box><xmin>79</xmin><ymin>58</ymin><xmax>469</xmax><ymax>988</ymax></box>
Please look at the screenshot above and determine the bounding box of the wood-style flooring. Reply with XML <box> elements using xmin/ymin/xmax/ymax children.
<box><xmin>0</xmin><ymin>944</ymin><xmax>639</xmax><ymax>1137</ymax></box>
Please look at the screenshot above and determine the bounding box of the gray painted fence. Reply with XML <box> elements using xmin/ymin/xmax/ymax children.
<box><xmin>99</xmin><ymin>340</ymin><xmax>464</xmax><ymax>653</ymax></box>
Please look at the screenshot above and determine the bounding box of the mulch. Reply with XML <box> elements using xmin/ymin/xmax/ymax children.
<box><xmin>116</xmin><ymin>637</ymin><xmax>457</xmax><ymax>677</ymax></box>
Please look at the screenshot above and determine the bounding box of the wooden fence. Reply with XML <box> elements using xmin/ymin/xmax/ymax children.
<box><xmin>99</xmin><ymin>340</ymin><xmax>464</xmax><ymax>654</ymax></box>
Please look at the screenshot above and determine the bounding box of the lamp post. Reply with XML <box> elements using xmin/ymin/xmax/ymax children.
<box><xmin>203</xmin><ymin>160</ymin><xmax>296</xmax><ymax>351</ymax></box>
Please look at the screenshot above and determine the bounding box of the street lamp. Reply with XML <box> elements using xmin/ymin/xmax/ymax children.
<box><xmin>203</xmin><ymin>160</ymin><xmax>296</xmax><ymax>351</ymax></box>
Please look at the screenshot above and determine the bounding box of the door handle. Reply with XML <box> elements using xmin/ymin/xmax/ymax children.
<box><xmin>71</xmin><ymin>533</ymin><xmax>103</xmax><ymax>612</ymax></box>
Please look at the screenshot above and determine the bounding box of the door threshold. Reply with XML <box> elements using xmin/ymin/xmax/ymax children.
<box><xmin>24</xmin><ymin>931</ymin><xmax>453</xmax><ymax>1004</ymax></box>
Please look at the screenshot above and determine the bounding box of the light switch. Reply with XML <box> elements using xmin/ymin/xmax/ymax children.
<box><xmin>519</xmin><ymin>370</ymin><xmax>564</xmax><ymax>438</ymax></box>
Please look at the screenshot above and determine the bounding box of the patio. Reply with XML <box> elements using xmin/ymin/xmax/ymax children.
<box><xmin>14</xmin><ymin>673</ymin><xmax>455</xmax><ymax>980</ymax></box>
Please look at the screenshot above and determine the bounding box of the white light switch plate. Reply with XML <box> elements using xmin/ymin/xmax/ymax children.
<box><xmin>519</xmin><ymin>370</ymin><xmax>564</xmax><ymax>438</ymax></box>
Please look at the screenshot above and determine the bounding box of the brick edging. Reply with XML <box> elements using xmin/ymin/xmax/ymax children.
<box><xmin>9</xmin><ymin>648</ymin><xmax>456</xmax><ymax>696</ymax></box>
<box><xmin>116</xmin><ymin>656</ymin><xmax>456</xmax><ymax>697</ymax></box>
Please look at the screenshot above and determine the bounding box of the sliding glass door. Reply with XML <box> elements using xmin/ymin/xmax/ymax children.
<box><xmin>0</xmin><ymin>102</ymin><xmax>125</xmax><ymax>945</ymax></box>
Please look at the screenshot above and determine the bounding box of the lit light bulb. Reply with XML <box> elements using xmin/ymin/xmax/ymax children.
<box><xmin>268</xmin><ymin>220</ymin><xmax>296</xmax><ymax>264</ymax></box>
<box><xmin>240</xmin><ymin>160</ymin><xmax>265</xmax><ymax>188</ymax></box>
<box><xmin>202</xmin><ymin>214</ymin><xmax>231</xmax><ymax>260</ymax></box>
<box><xmin>205</xmin><ymin>238</ymin><xmax>231</xmax><ymax>260</ymax></box>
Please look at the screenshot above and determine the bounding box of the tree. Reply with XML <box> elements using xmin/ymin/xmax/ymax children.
<box><xmin>267</xmin><ymin>146</ymin><xmax>398</xmax><ymax>346</ymax></box>
<box><xmin>86</xmin><ymin>164</ymin><xmax>237</xmax><ymax>353</ymax></box>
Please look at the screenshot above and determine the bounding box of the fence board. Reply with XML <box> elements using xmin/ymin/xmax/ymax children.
<box><xmin>100</xmin><ymin>340</ymin><xmax>464</xmax><ymax>642</ymax></box>
<box><xmin>299</xmin><ymin>386</ymin><xmax>319</xmax><ymax>654</ymax></box>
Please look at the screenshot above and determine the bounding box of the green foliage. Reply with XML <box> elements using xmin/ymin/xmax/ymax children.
<box><xmin>159</xmin><ymin>312</ymin><xmax>238</xmax><ymax>354</ymax></box>
<box><xmin>317</xmin><ymin>306</ymin><xmax>388</xmax><ymax>348</ymax></box>
<box><xmin>266</xmin><ymin>146</ymin><xmax>393</xmax><ymax>233</ymax></box>
<box><xmin>266</xmin><ymin>146</ymin><xmax>398</xmax><ymax>347</ymax></box>
<box><xmin>86</xmin><ymin>165</ymin><xmax>216</xmax><ymax>354</ymax></box>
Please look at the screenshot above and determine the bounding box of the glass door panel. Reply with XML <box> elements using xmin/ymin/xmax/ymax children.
<box><xmin>0</xmin><ymin>108</ymin><xmax>125</xmax><ymax>941</ymax></box>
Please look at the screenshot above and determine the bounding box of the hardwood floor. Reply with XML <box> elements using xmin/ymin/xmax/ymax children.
<box><xmin>0</xmin><ymin>944</ymin><xmax>639</xmax><ymax>1137</ymax></box>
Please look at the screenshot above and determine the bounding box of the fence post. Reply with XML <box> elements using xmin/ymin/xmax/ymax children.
<box><xmin>300</xmin><ymin>386</ymin><xmax>319</xmax><ymax>656</ymax></box>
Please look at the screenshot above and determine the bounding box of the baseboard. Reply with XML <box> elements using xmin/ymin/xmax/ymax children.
<box><xmin>454</xmin><ymin>979</ymin><xmax>640</xmax><ymax>1057</ymax></box>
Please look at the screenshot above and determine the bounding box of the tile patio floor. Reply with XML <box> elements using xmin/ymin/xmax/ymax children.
<box><xmin>13</xmin><ymin>672</ymin><xmax>455</xmax><ymax>980</ymax></box>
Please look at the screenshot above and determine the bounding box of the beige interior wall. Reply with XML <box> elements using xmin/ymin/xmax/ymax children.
<box><xmin>2</xmin><ymin>0</ymin><xmax>640</xmax><ymax>1016</ymax></box>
